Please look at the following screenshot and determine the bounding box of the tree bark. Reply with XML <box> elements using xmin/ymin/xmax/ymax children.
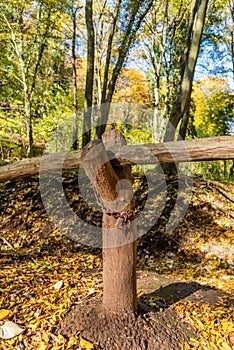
<box><xmin>229</xmin><ymin>0</ymin><xmax>234</xmax><ymax>79</ymax></box>
<box><xmin>178</xmin><ymin>105</ymin><xmax>190</xmax><ymax>141</ymax></box>
<box><xmin>72</xmin><ymin>7</ymin><xmax>79</xmax><ymax>150</ymax></box>
<box><xmin>27</xmin><ymin>115</ymin><xmax>34</xmax><ymax>158</ymax></box>
<box><xmin>81</xmin><ymin>130</ymin><xmax>137</xmax><ymax>314</ymax></box>
<box><xmin>230</xmin><ymin>159</ymin><xmax>234</xmax><ymax>179</ymax></box>
<box><xmin>1</xmin><ymin>136</ymin><xmax>234</xmax><ymax>183</ymax></box>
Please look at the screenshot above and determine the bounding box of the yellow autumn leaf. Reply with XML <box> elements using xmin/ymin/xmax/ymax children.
<box><xmin>152</xmin><ymin>295</ymin><xmax>164</xmax><ymax>301</ymax></box>
<box><xmin>189</xmin><ymin>337</ymin><xmax>200</xmax><ymax>346</ymax></box>
<box><xmin>67</xmin><ymin>335</ymin><xmax>77</xmax><ymax>349</ymax></box>
<box><xmin>0</xmin><ymin>309</ymin><xmax>10</xmax><ymax>321</ymax></box>
<box><xmin>222</xmin><ymin>322</ymin><xmax>234</xmax><ymax>332</ymax></box>
<box><xmin>80</xmin><ymin>336</ymin><xmax>95</xmax><ymax>349</ymax></box>
<box><xmin>57</xmin><ymin>333</ymin><xmax>66</xmax><ymax>342</ymax></box>
<box><xmin>37</xmin><ymin>341</ymin><xmax>49</xmax><ymax>350</ymax></box>
<box><xmin>28</xmin><ymin>319</ymin><xmax>41</xmax><ymax>331</ymax></box>
<box><xmin>50</xmin><ymin>314</ymin><xmax>61</xmax><ymax>324</ymax></box>
<box><xmin>201</xmin><ymin>331</ymin><xmax>209</xmax><ymax>338</ymax></box>
<box><xmin>41</xmin><ymin>331</ymin><xmax>50</xmax><ymax>342</ymax></box>
<box><xmin>220</xmin><ymin>342</ymin><xmax>233</xmax><ymax>350</ymax></box>
<box><xmin>215</xmin><ymin>335</ymin><xmax>223</xmax><ymax>346</ymax></box>
<box><xmin>193</xmin><ymin>316</ymin><xmax>205</xmax><ymax>330</ymax></box>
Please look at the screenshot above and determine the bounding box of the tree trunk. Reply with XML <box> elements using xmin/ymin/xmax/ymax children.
<box><xmin>24</xmin><ymin>95</ymin><xmax>34</xmax><ymax>158</ymax></box>
<box><xmin>81</xmin><ymin>130</ymin><xmax>137</xmax><ymax>314</ymax></box>
<box><xmin>152</xmin><ymin>80</ymin><xmax>164</xmax><ymax>143</ymax></box>
<box><xmin>229</xmin><ymin>1</ymin><xmax>234</xmax><ymax>79</ymax></box>
<box><xmin>82</xmin><ymin>0</ymin><xmax>95</xmax><ymax>148</ymax></box>
<box><xmin>72</xmin><ymin>7</ymin><xmax>79</xmax><ymax>150</ymax></box>
<box><xmin>230</xmin><ymin>159</ymin><xmax>234</xmax><ymax>179</ymax></box>
<box><xmin>102</xmin><ymin>213</ymin><xmax>137</xmax><ymax>313</ymax></box>
<box><xmin>2</xmin><ymin>7</ymin><xmax>52</xmax><ymax>158</ymax></box>
<box><xmin>164</xmin><ymin>0</ymin><xmax>209</xmax><ymax>142</ymax></box>
<box><xmin>27</xmin><ymin>115</ymin><xmax>34</xmax><ymax>158</ymax></box>
<box><xmin>178</xmin><ymin>104</ymin><xmax>190</xmax><ymax>140</ymax></box>
<box><xmin>101</xmin><ymin>0</ymin><xmax>122</xmax><ymax>107</ymax></box>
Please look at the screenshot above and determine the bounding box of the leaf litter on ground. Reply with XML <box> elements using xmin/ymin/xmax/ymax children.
<box><xmin>0</xmin><ymin>173</ymin><xmax>233</xmax><ymax>349</ymax></box>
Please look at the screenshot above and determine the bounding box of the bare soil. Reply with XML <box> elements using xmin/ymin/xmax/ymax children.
<box><xmin>59</xmin><ymin>299</ymin><xmax>194</xmax><ymax>350</ymax></box>
<box><xmin>59</xmin><ymin>271</ymin><xmax>233</xmax><ymax>350</ymax></box>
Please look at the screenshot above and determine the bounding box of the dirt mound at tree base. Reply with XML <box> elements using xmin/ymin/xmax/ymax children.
<box><xmin>59</xmin><ymin>299</ymin><xmax>194</xmax><ymax>350</ymax></box>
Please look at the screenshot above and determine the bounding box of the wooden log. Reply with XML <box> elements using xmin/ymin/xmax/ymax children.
<box><xmin>81</xmin><ymin>130</ymin><xmax>137</xmax><ymax>314</ymax></box>
<box><xmin>0</xmin><ymin>151</ymin><xmax>82</xmax><ymax>183</ymax></box>
<box><xmin>0</xmin><ymin>136</ymin><xmax>234</xmax><ymax>182</ymax></box>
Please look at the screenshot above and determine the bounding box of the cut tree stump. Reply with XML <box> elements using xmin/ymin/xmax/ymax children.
<box><xmin>81</xmin><ymin>130</ymin><xmax>137</xmax><ymax>314</ymax></box>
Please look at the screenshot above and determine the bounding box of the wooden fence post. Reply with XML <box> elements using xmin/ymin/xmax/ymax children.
<box><xmin>81</xmin><ymin>130</ymin><xmax>137</xmax><ymax>315</ymax></box>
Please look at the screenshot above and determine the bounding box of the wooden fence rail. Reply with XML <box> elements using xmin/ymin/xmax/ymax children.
<box><xmin>0</xmin><ymin>136</ymin><xmax>234</xmax><ymax>183</ymax></box>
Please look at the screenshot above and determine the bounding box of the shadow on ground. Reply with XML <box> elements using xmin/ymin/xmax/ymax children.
<box><xmin>137</xmin><ymin>271</ymin><xmax>234</xmax><ymax>310</ymax></box>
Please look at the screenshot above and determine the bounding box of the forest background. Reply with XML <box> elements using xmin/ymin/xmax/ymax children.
<box><xmin>1</xmin><ymin>1</ymin><xmax>234</xmax><ymax>348</ymax></box>
<box><xmin>0</xmin><ymin>0</ymin><xmax>234</xmax><ymax>180</ymax></box>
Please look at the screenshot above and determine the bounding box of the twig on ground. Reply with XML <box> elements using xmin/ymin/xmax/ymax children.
<box><xmin>208</xmin><ymin>180</ymin><xmax>234</xmax><ymax>204</ymax></box>
<box><xmin>0</xmin><ymin>235</ymin><xmax>22</xmax><ymax>254</ymax></box>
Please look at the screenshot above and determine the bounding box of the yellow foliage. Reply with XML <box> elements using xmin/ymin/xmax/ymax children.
<box><xmin>80</xmin><ymin>336</ymin><xmax>95</xmax><ymax>349</ymax></box>
<box><xmin>113</xmin><ymin>68</ymin><xmax>150</xmax><ymax>105</ymax></box>
<box><xmin>0</xmin><ymin>310</ymin><xmax>10</xmax><ymax>321</ymax></box>
<box><xmin>191</xmin><ymin>77</ymin><xmax>233</xmax><ymax>138</ymax></box>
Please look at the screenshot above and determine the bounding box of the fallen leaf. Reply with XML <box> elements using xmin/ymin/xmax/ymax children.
<box><xmin>52</xmin><ymin>280</ymin><xmax>64</xmax><ymax>290</ymax></box>
<box><xmin>189</xmin><ymin>338</ymin><xmax>199</xmax><ymax>346</ymax></box>
<box><xmin>80</xmin><ymin>336</ymin><xmax>95</xmax><ymax>349</ymax></box>
<box><xmin>221</xmin><ymin>342</ymin><xmax>233</xmax><ymax>350</ymax></box>
<box><xmin>0</xmin><ymin>309</ymin><xmax>10</xmax><ymax>321</ymax></box>
<box><xmin>88</xmin><ymin>288</ymin><xmax>95</xmax><ymax>295</ymax></box>
<box><xmin>0</xmin><ymin>321</ymin><xmax>24</xmax><ymax>339</ymax></box>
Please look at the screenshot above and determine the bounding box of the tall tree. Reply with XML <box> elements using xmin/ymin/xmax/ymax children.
<box><xmin>81</xmin><ymin>0</ymin><xmax>154</xmax><ymax>146</ymax></box>
<box><xmin>71</xmin><ymin>1</ymin><xmax>81</xmax><ymax>150</ymax></box>
<box><xmin>0</xmin><ymin>0</ymin><xmax>62</xmax><ymax>156</ymax></box>
<box><xmin>139</xmin><ymin>0</ymin><xmax>192</xmax><ymax>142</ymax></box>
<box><xmin>164</xmin><ymin>0</ymin><xmax>209</xmax><ymax>142</ymax></box>
<box><xmin>138</xmin><ymin>0</ymin><xmax>209</xmax><ymax>143</ymax></box>
<box><xmin>82</xmin><ymin>0</ymin><xmax>95</xmax><ymax>147</ymax></box>
<box><xmin>228</xmin><ymin>0</ymin><xmax>234</xmax><ymax>81</ymax></box>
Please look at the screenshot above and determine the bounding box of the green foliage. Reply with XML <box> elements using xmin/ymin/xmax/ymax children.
<box><xmin>0</xmin><ymin>0</ymin><xmax>233</xmax><ymax>183</ymax></box>
<box><xmin>192</xmin><ymin>77</ymin><xmax>234</xmax><ymax>138</ymax></box>
<box><xmin>0</xmin><ymin>108</ymin><xmax>27</xmax><ymax>160</ymax></box>
<box><xmin>190</xmin><ymin>77</ymin><xmax>234</xmax><ymax>180</ymax></box>
<box><xmin>125</xmin><ymin>128</ymin><xmax>152</xmax><ymax>144</ymax></box>
<box><xmin>0</xmin><ymin>0</ymin><xmax>85</xmax><ymax>159</ymax></box>
<box><xmin>192</xmin><ymin>160</ymin><xmax>234</xmax><ymax>181</ymax></box>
